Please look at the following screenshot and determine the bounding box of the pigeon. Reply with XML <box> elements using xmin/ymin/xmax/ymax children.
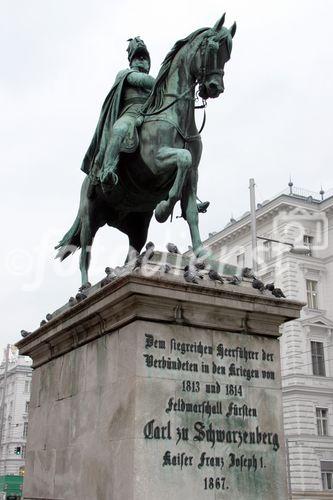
<box><xmin>162</xmin><ymin>263</ymin><xmax>171</xmax><ymax>274</ymax></box>
<box><xmin>145</xmin><ymin>241</ymin><xmax>155</xmax><ymax>259</ymax></box>
<box><xmin>166</xmin><ymin>243</ymin><xmax>180</xmax><ymax>254</ymax></box>
<box><xmin>40</xmin><ymin>320</ymin><xmax>47</xmax><ymax>327</ymax></box>
<box><xmin>133</xmin><ymin>243</ymin><xmax>155</xmax><ymax>270</ymax></box>
<box><xmin>226</xmin><ymin>275</ymin><xmax>241</xmax><ymax>285</ymax></box>
<box><xmin>105</xmin><ymin>267</ymin><xmax>117</xmax><ymax>278</ymax></box>
<box><xmin>133</xmin><ymin>253</ymin><xmax>144</xmax><ymax>271</ymax></box>
<box><xmin>76</xmin><ymin>291</ymin><xmax>87</xmax><ymax>302</ymax></box>
<box><xmin>46</xmin><ymin>313</ymin><xmax>53</xmax><ymax>321</ymax></box>
<box><xmin>79</xmin><ymin>282</ymin><xmax>91</xmax><ymax>292</ymax></box>
<box><xmin>272</xmin><ymin>288</ymin><xmax>286</xmax><ymax>298</ymax></box>
<box><xmin>208</xmin><ymin>269</ymin><xmax>224</xmax><ymax>284</ymax></box>
<box><xmin>20</xmin><ymin>330</ymin><xmax>30</xmax><ymax>338</ymax></box>
<box><xmin>184</xmin><ymin>267</ymin><xmax>199</xmax><ymax>284</ymax></box>
<box><xmin>242</xmin><ymin>267</ymin><xmax>256</xmax><ymax>279</ymax></box>
<box><xmin>252</xmin><ymin>278</ymin><xmax>265</xmax><ymax>293</ymax></box>
<box><xmin>68</xmin><ymin>296</ymin><xmax>76</xmax><ymax>306</ymax></box>
<box><xmin>265</xmin><ymin>283</ymin><xmax>275</xmax><ymax>292</ymax></box>
<box><xmin>194</xmin><ymin>260</ymin><xmax>206</xmax><ymax>270</ymax></box>
<box><xmin>102</xmin><ymin>267</ymin><xmax>117</xmax><ymax>286</ymax></box>
<box><xmin>101</xmin><ymin>275</ymin><xmax>113</xmax><ymax>287</ymax></box>
<box><xmin>184</xmin><ymin>263</ymin><xmax>202</xmax><ymax>280</ymax></box>
<box><xmin>184</xmin><ymin>265</ymin><xmax>204</xmax><ymax>279</ymax></box>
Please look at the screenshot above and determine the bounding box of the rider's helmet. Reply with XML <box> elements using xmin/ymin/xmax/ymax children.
<box><xmin>127</xmin><ymin>37</ymin><xmax>151</xmax><ymax>70</ymax></box>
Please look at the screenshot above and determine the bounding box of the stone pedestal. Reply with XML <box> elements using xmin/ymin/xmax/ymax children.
<box><xmin>17</xmin><ymin>271</ymin><xmax>302</xmax><ymax>500</ymax></box>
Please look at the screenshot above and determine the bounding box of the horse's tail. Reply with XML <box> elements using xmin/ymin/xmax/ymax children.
<box><xmin>55</xmin><ymin>213</ymin><xmax>81</xmax><ymax>261</ymax></box>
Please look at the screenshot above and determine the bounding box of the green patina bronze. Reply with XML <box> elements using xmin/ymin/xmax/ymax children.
<box><xmin>55</xmin><ymin>15</ymin><xmax>236</xmax><ymax>285</ymax></box>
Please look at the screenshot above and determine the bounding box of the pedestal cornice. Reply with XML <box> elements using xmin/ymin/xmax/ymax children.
<box><xmin>16</xmin><ymin>273</ymin><xmax>302</xmax><ymax>368</ymax></box>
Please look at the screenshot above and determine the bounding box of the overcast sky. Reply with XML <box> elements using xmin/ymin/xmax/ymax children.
<box><xmin>1</xmin><ymin>0</ymin><xmax>332</xmax><ymax>355</ymax></box>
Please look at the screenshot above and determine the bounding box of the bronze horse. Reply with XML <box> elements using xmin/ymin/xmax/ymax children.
<box><xmin>56</xmin><ymin>15</ymin><xmax>236</xmax><ymax>285</ymax></box>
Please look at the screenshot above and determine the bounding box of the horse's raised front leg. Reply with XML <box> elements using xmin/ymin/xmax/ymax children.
<box><xmin>154</xmin><ymin>146</ymin><xmax>192</xmax><ymax>223</ymax></box>
<box><xmin>181</xmin><ymin>168</ymin><xmax>205</xmax><ymax>257</ymax></box>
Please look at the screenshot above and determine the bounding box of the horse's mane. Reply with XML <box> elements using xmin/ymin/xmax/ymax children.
<box><xmin>143</xmin><ymin>27</ymin><xmax>209</xmax><ymax>113</ymax></box>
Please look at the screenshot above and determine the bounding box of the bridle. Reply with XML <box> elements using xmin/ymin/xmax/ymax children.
<box><xmin>196</xmin><ymin>34</ymin><xmax>224</xmax><ymax>87</ymax></box>
<box><xmin>141</xmin><ymin>32</ymin><xmax>223</xmax><ymax>119</ymax></box>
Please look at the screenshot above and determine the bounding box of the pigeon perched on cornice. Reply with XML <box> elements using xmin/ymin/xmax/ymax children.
<box><xmin>184</xmin><ymin>265</ymin><xmax>203</xmax><ymax>279</ymax></box>
<box><xmin>101</xmin><ymin>275</ymin><xmax>113</xmax><ymax>287</ymax></box>
<box><xmin>272</xmin><ymin>288</ymin><xmax>286</xmax><ymax>298</ymax></box>
<box><xmin>252</xmin><ymin>278</ymin><xmax>265</xmax><ymax>293</ymax></box>
<box><xmin>145</xmin><ymin>241</ymin><xmax>155</xmax><ymax>259</ymax></box>
<box><xmin>105</xmin><ymin>267</ymin><xmax>117</xmax><ymax>278</ymax></box>
<box><xmin>133</xmin><ymin>254</ymin><xmax>144</xmax><ymax>271</ymax></box>
<box><xmin>46</xmin><ymin>313</ymin><xmax>53</xmax><ymax>321</ymax></box>
<box><xmin>265</xmin><ymin>283</ymin><xmax>275</xmax><ymax>292</ymax></box>
<box><xmin>79</xmin><ymin>282</ymin><xmax>91</xmax><ymax>292</ymax></box>
<box><xmin>76</xmin><ymin>291</ymin><xmax>87</xmax><ymax>302</ymax></box>
<box><xmin>162</xmin><ymin>263</ymin><xmax>171</xmax><ymax>274</ymax></box>
<box><xmin>40</xmin><ymin>320</ymin><xmax>47</xmax><ymax>327</ymax></box>
<box><xmin>20</xmin><ymin>330</ymin><xmax>30</xmax><ymax>338</ymax></box>
<box><xmin>184</xmin><ymin>267</ymin><xmax>199</xmax><ymax>284</ymax></box>
<box><xmin>68</xmin><ymin>296</ymin><xmax>76</xmax><ymax>306</ymax></box>
<box><xmin>166</xmin><ymin>243</ymin><xmax>180</xmax><ymax>254</ymax></box>
<box><xmin>194</xmin><ymin>260</ymin><xmax>206</xmax><ymax>270</ymax></box>
<box><xmin>242</xmin><ymin>267</ymin><xmax>256</xmax><ymax>279</ymax></box>
<box><xmin>208</xmin><ymin>269</ymin><xmax>224</xmax><ymax>284</ymax></box>
<box><xmin>226</xmin><ymin>275</ymin><xmax>241</xmax><ymax>285</ymax></box>
<box><xmin>102</xmin><ymin>266</ymin><xmax>117</xmax><ymax>286</ymax></box>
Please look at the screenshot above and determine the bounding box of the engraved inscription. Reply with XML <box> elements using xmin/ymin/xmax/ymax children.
<box><xmin>142</xmin><ymin>332</ymin><xmax>280</xmax><ymax>493</ymax></box>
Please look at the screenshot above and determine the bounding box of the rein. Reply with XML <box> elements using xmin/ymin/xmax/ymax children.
<box><xmin>140</xmin><ymin>84</ymin><xmax>208</xmax><ymax>138</ymax></box>
<box><xmin>140</xmin><ymin>82</ymin><xmax>196</xmax><ymax>117</ymax></box>
<box><xmin>140</xmin><ymin>34</ymin><xmax>221</xmax><ymax>138</ymax></box>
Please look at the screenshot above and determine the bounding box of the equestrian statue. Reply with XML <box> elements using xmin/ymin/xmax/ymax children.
<box><xmin>55</xmin><ymin>14</ymin><xmax>236</xmax><ymax>286</ymax></box>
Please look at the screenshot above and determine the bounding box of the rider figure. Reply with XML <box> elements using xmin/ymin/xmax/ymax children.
<box><xmin>81</xmin><ymin>37</ymin><xmax>154</xmax><ymax>187</ymax></box>
<box><xmin>81</xmin><ymin>37</ymin><xmax>209</xmax><ymax>214</ymax></box>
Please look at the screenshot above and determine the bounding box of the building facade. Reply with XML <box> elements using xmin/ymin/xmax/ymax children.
<box><xmin>0</xmin><ymin>346</ymin><xmax>32</xmax><ymax>497</ymax></box>
<box><xmin>202</xmin><ymin>186</ymin><xmax>333</xmax><ymax>499</ymax></box>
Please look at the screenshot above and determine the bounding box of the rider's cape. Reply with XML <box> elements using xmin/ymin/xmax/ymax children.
<box><xmin>81</xmin><ymin>69</ymin><xmax>134</xmax><ymax>175</ymax></box>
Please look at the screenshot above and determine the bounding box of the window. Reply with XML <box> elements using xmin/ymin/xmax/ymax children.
<box><xmin>304</xmin><ymin>235</ymin><xmax>314</xmax><ymax>255</ymax></box>
<box><xmin>263</xmin><ymin>240</ymin><xmax>272</xmax><ymax>262</ymax></box>
<box><xmin>306</xmin><ymin>279</ymin><xmax>318</xmax><ymax>309</ymax></box>
<box><xmin>25</xmin><ymin>401</ymin><xmax>30</xmax><ymax>413</ymax></box>
<box><xmin>23</xmin><ymin>422</ymin><xmax>28</xmax><ymax>438</ymax></box>
<box><xmin>237</xmin><ymin>253</ymin><xmax>245</xmax><ymax>268</ymax></box>
<box><xmin>316</xmin><ymin>408</ymin><xmax>328</xmax><ymax>436</ymax></box>
<box><xmin>21</xmin><ymin>445</ymin><xmax>26</xmax><ymax>459</ymax></box>
<box><xmin>311</xmin><ymin>341</ymin><xmax>326</xmax><ymax>376</ymax></box>
<box><xmin>321</xmin><ymin>461</ymin><xmax>333</xmax><ymax>490</ymax></box>
<box><xmin>24</xmin><ymin>381</ymin><xmax>30</xmax><ymax>394</ymax></box>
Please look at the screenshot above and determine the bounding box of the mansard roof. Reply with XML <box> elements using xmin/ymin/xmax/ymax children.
<box><xmin>203</xmin><ymin>188</ymin><xmax>333</xmax><ymax>248</ymax></box>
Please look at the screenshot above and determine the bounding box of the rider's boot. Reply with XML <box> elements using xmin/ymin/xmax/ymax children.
<box><xmin>99</xmin><ymin>132</ymin><xmax>123</xmax><ymax>185</ymax></box>
<box><xmin>100</xmin><ymin>161</ymin><xmax>119</xmax><ymax>185</ymax></box>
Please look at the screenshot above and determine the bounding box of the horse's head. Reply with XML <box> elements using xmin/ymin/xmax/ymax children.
<box><xmin>192</xmin><ymin>14</ymin><xmax>236</xmax><ymax>100</ymax></box>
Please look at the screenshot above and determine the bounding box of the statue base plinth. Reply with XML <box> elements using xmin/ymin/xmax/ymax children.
<box><xmin>17</xmin><ymin>271</ymin><xmax>301</xmax><ymax>500</ymax></box>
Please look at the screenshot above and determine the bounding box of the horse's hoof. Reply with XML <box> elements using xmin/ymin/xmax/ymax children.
<box><xmin>195</xmin><ymin>247</ymin><xmax>208</xmax><ymax>259</ymax></box>
<box><xmin>155</xmin><ymin>200</ymin><xmax>171</xmax><ymax>223</ymax></box>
